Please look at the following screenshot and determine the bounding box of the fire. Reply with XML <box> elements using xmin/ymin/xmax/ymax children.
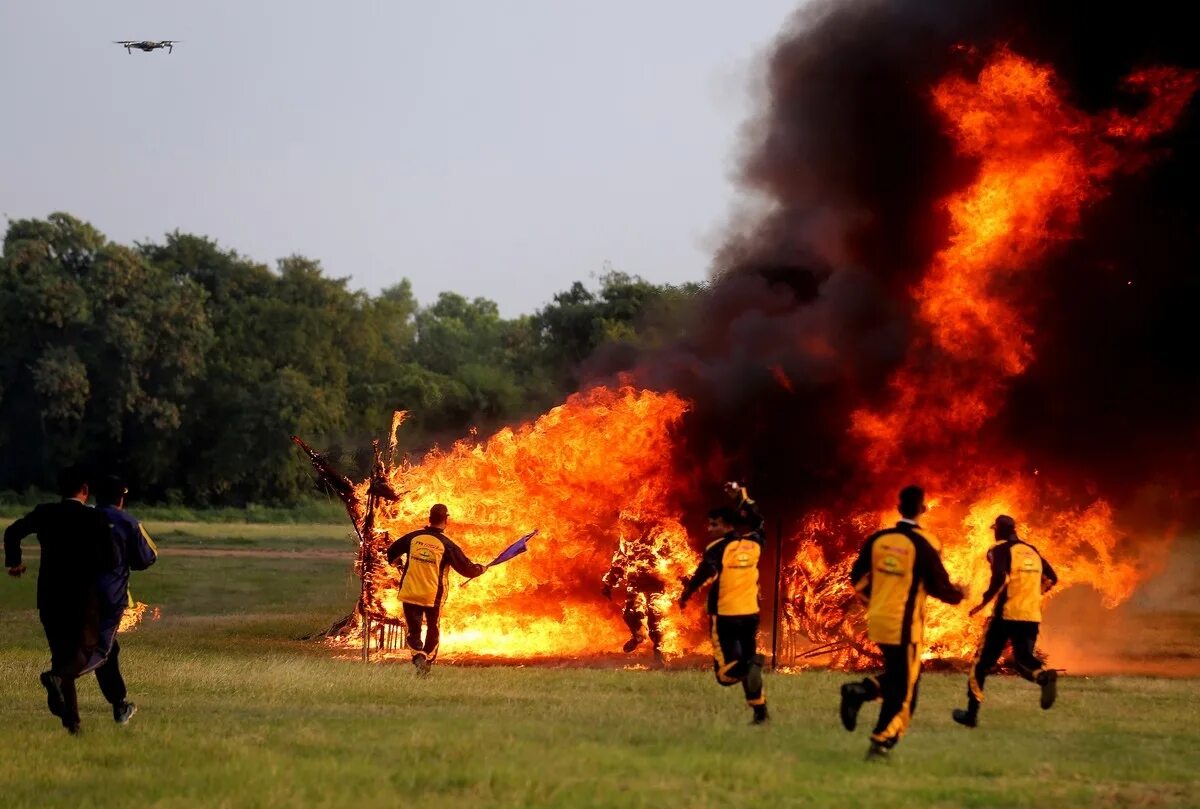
<box><xmin>320</xmin><ymin>49</ymin><xmax>1196</xmax><ymax>671</ymax></box>
<box><xmin>335</xmin><ymin>386</ymin><xmax>700</xmax><ymax>660</ymax></box>
<box><xmin>118</xmin><ymin>601</ymin><xmax>161</xmax><ymax>633</ymax></box>
<box><xmin>807</xmin><ymin>49</ymin><xmax>1198</xmax><ymax>667</ymax></box>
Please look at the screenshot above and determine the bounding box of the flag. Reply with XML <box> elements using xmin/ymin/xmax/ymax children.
<box><xmin>485</xmin><ymin>529</ymin><xmax>538</xmax><ymax>568</ymax></box>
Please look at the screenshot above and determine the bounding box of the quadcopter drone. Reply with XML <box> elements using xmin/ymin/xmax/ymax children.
<box><xmin>114</xmin><ymin>40</ymin><xmax>179</xmax><ymax>54</ymax></box>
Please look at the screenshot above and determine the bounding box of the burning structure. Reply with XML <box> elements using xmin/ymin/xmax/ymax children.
<box><xmin>301</xmin><ymin>1</ymin><xmax>1200</xmax><ymax>670</ymax></box>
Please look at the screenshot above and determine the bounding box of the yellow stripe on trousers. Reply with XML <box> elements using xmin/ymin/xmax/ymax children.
<box><xmin>710</xmin><ymin>618</ymin><xmax>739</xmax><ymax>684</ymax></box>
<box><xmin>968</xmin><ymin>618</ymin><xmax>990</xmax><ymax>702</ymax></box>
<box><xmin>873</xmin><ymin>644</ymin><xmax>921</xmax><ymax>744</ymax></box>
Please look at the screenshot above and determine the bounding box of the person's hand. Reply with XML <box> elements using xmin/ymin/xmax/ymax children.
<box><xmin>723</xmin><ymin>481</ymin><xmax>743</xmax><ymax>499</ymax></box>
<box><xmin>7</xmin><ymin>564</ymin><xmax>26</xmax><ymax>578</ymax></box>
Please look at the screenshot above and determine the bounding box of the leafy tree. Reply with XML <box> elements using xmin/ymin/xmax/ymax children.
<box><xmin>0</xmin><ymin>216</ymin><xmax>699</xmax><ymax>505</ymax></box>
<box><xmin>0</xmin><ymin>214</ymin><xmax>211</xmax><ymax>492</ymax></box>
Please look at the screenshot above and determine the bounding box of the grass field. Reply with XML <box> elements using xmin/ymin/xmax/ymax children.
<box><xmin>1</xmin><ymin>522</ymin><xmax>1198</xmax><ymax>808</ymax></box>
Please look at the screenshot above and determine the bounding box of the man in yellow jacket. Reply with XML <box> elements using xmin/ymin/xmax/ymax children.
<box><xmin>679</xmin><ymin>482</ymin><xmax>768</xmax><ymax>725</ymax></box>
<box><xmin>839</xmin><ymin>485</ymin><xmax>964</xmax><ymax>759</ymax></box>
<box><xmin>952</xmin><ymin>514</ymin><xmax>1059</xmax><ymax>728</ymax></box>
<box><xmin>386</xmin><ymin>504</ymin><xmax>485</xmax><ymax>674</ymax></box>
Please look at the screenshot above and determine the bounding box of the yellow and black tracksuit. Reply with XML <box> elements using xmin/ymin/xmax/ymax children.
<box><xmin>848</xmin><ymin>521</ymin><xmax>962</xmax><ymax>748</ymax></box>
<box><xmin>964</xmin><ymin>539</ymin><xmax>1058</xmax><ymax>717</ymax></box>
<box><xmin>680</xmin><ymin>497</ymin><xmax>766</xmax><ymax>715</ymax></box>
<box><xmin>386</xmin><ymin>527</ymin><xmax>484</xmax><ymax>662</ymax></box>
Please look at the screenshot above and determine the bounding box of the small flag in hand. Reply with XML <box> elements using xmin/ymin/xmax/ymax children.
<box><xmin>486</xmin><ymin>530</ymin><xmax>538</xmax><ymax>568</ymax></box>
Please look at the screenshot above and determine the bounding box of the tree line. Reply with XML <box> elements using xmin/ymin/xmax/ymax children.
<box><xmin>0</xmin><ymin>213</ymin><xmax>698</xmax><ymax>505</ymax></box>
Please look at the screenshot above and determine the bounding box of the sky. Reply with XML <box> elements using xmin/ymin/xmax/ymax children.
<box><xmin>0</xmin><ymin>1</ymin><xmax>799</xmax><ymax>315</ymax></box>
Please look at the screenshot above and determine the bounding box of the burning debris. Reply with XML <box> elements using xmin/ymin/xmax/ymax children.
<box><xmin>117</xmin><ymin>601</ymin><xmax>161</xmax><ymax>633</ymax></box>
<box><xmin>300</xmin><ymin>2</ymin><xmax>1200</xmax><ymax>671</ymax></box>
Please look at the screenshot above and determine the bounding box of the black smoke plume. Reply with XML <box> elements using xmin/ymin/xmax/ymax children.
<box><xmin>585</xmin><ymin>0</ymin><xmax>1200</xmax><ymax>530</ymax></box>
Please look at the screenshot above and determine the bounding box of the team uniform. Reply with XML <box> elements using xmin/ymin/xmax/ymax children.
<box><xmin>846</xmin><ymin>520</ymin><xmax>962</xmax><ymax>750</ymax></box>
<box><xmin>962</xmin><ymin>538</ymin><xmax>1059</xmax><ymax>720</ymax></box>
<box><xmin>4</xmin><ymin>499</ymin><xmax>117</xmax><ymax>730</ymax></box>
<box><xmin>81</xmin><ymin>505</ymin><xmax>159</xmax><ymax>715</ymax></box>
<box><xmin>680</xmin><ymin>495</ymin><xmax>767</xmax><ymax>719</ymax></box>
<box><xmin>386</xmin><ymin>526</ymin><xmax>484</xmax><ymax>664</ymax></box>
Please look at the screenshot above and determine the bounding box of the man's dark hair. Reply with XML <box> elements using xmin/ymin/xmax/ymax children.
<box><xmin>56</xmin><ymin>465</ymin><xmax>89</xmax><ymax>498</ymax></box>
<box><xmin>429</xmin><ymin>503</ymin><xmax>449</xmax><ymax>525</ymax></box>
<box><xmin>94</xmin><ymin>475</ymin><xmax>128</xmax><ymax>507</ymax></box>
<box><xmin>708</xmin><ymin>506</ymin><xmax>739</xmax><ymax>528</ymax></box>
<box><xmin>898</xmin><ymin>485</ymin><xmax>925</xmax><ymax>519</ymax></box>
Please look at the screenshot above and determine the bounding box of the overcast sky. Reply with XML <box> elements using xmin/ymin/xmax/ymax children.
<box><xmin>1</xmin><ymin>1</ymin><xmax>798</xmax><ymax>315</ymax></box>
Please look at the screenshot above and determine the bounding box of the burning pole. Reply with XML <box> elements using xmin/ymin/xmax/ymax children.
<box><xmin>357</xmin><ymin>441</ymin><xmax>395</xmax><ymax>660</ymax></box>
<box><xmin>291</xmin><ymin>435</ymin><xmax>399</xmax><ymax>653</ymax></box>
<box><xmin>771</xmin><ymin>517</ymin><xmax>783</xmax><ymax>670</ymax></box>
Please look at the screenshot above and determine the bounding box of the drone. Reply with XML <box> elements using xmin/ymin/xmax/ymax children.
<box><xmin>114</xmin><ymin>40</ymin><xmax>178</xmax><ymax>54</ymax></box>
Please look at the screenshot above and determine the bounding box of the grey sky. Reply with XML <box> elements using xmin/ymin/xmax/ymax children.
<box><xmin>1</xmin><ymin>1</ymin><xmax>798</xmax><ymax>315</ymax></box>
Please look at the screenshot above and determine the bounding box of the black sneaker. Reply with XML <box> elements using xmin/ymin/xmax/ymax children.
<box><xmin>1039</xmin><ymin>670</ymin><xmax>1057</xmax><ymax>710</ymax></box>
<box><xmin>951</xmin><ymin>708</ymin><xmax>977</xmax><ymax>728</ymax></box>
<box><xmin>64</xmin><ymin>722</ymin><xmax>82</xmax><ymax>736</ymax></box>
<box><xmin>39</xmin><ymin>671</ymin><xmax>65</xmax><ymax>719</ymax></box>
<box><xmin>114</xmin><ymin>702</ymin><xmax>138</xmax><ymax>724</ymax></box>
<box><xmin>650</xmin><ymin>649</ymin><xmax>666</xmax><ymax>670</ymax></box>
<box><xmin>745</xmin><ymin>654</ymin><xmax>765</xmax><ymax>697</ymax></box>
<box><xmin>864</xmin><ymin>741</ymin><xmax>890</xmax><ymax>762</ymax></box>
<box><xmin>414</xmin><ymin>655</ymin><xmax>432</xmax><ymax>677</ymax></box>
<box><xmin>840</xmin><ymin>683</ymin><xmax>866</xmax><ymax>732</ymax></box>
<box><xmin>622</xmin><ymin>635</ymin><xmax>644</xmax><ymax>654</ymax></box>
<box><xmin>751</xmin><ymin>704</ymin><xmax>770</xmax><ymax>725</ymax></box>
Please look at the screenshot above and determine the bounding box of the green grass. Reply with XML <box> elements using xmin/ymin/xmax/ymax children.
<box><xmin>143</xmin><ymin>521</ymin><xmax>355</xmax><ymax>551</ymax></box>
<box><xmin>1</xmin><ymin>524</ymin><xmax>1198</xmax><ymax>808</ymax></box>
<box><xmin>0</xmin><ymin>494</ymin><xmax>349</xmax><ymax>524</ymax></box>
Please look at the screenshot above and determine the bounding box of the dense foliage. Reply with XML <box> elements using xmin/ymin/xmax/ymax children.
<box><xmin>0</xmin><ymin>213</ymin><xmax>698</xmax><ymax>504</ymax></box>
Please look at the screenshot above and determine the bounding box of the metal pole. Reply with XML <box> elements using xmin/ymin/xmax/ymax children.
<box><xmin>771</xmin><ymin>517</ymin><xmax>783</xmax><ymax>671</ymax></box>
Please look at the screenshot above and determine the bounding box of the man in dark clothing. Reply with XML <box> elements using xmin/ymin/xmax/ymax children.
<box><xmin>680</xmin><ymin>483</ymin><xmax>769</xmax><ymax>725</ymax></box>
<box><xmin>952</xmin><ymin>514</ymin><xmax>1059</xmax><ymax>728</ymax></box>
<box><xmin>80</xmin><ymin>475</ymin><xmax>160</xmax><ymax>725</ymax></box>
<box><xmin>839</xmin><ymin>485</ymin><xmax>964</xmax><ymax>760</ymax></box>
<box><xmin>4</xmin><ymin>466</ymin><xmax>117</xmax><ymax>734</ymax></box>
<box><xmin>385</xmin><ymin>503</ymin><xmax>485</xmax><ymax>674</ymax></box>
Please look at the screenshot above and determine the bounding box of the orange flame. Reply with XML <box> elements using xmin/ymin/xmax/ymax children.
<box><xmin>117</xmin><ymin>601</ymin><xmax>161</xmax><ymax>633</ymax></box>
<box><xmin>336</xmin><ymin>386</ymin><xmax>700</xmax><ymax>660</ymax></box>
<box><xmin>805</xmin><ymin>49</ymin><xmax>1199</xmax><ymax>667</ymax></box>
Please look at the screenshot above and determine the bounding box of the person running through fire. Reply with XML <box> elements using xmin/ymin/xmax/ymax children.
<box><xmin>679</xmin><ymin>482</ymin><xmax>769</xmax><ymax>725</ymax></box>
<box><xmin>951</xmin><ymin>514</ymin><xmax>1059</xmax><ymax>728</ymax></box>
<box><xmin>386</xmin><ymin>503</ymin><xmax>485</xmax><ymax>674</ymax></box>
<box><xmin>601</xmin><ymin>516</ymin><xmax>672</xmax><ymax>668</ymax></box>
<box><xmin>4</xmin><ymin>465</ymin><xmax>117</xmax><ymax>734</ymax></box>
<box><xmin>839</xmin><ymin>485</ymin><xmax>964</xmax><ymax>760</ymax></box>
